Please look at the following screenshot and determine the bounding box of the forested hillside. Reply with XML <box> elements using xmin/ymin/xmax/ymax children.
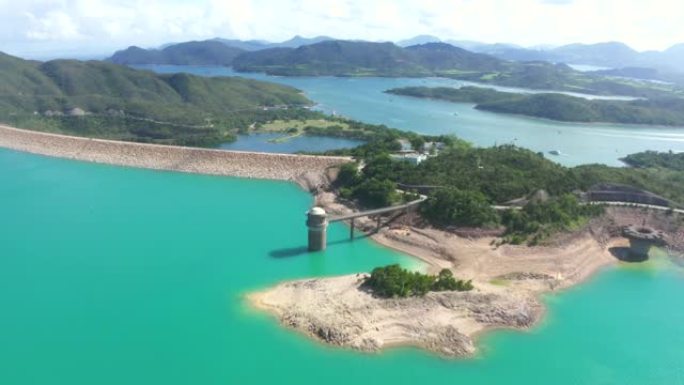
<box><xmin>0</xmin><ymin>52</ymin><xmax>311</xmax><ymax>145</ymax></box>
<box><xmin>387</xmin><ymin>86</ymin><xmax>684</xmax><ymax>126</ymax></box>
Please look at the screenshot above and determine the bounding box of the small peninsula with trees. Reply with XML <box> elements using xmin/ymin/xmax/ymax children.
<box><xmin>386</xmin><ymin>86</ymin><xmax>684</xmax><ymax>126</ymax></box>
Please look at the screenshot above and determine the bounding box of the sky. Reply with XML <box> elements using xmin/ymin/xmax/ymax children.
<box><xmin>1</xmin><ymin>0</ymin><xmax>683</xmax><ymax>59</ymax></box>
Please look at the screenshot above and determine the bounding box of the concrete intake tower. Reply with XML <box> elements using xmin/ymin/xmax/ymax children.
<box><xmin>622</xmin><ymin>225</ymin><xmax>666</xmax><ymax>260</ymax></box>
<box><xmin>306</xmin><ymin>207</ymin><xmax>328</xmax><ymax>251</ymax></box>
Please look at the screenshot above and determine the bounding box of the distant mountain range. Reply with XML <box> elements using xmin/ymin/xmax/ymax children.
<box><xmin>396</xmin><ymin>36</ymin><xmax>684</xmax><ymax>74</ymax></box>
<box><xmin>109</xmin><ymin>35</ymin><xmax>335</xmax><ymax>65</ymax></box>
<box><xmin>107</xmin><ymin>39</ymin><xmax>504</xmax><ymax>76</ymax></box>
<box><xmin>211</xmin><ymin>35</ymin><xmax>334</xmax><ymax>51</ymax></box>
<box><xmin>231</xmin><ymin>41</ymin><xmax>504</xmax><ymax>76</ymax></box>
<box><xmin>481</xmin><ymin>43</ymin><xmax>684</xmax><ymax>80</ymax></box>
<box><xmin>109</xmin><ymin>40</ymin><xmax>245</xmax><ymax>66</ymax></box>
<box><xmin>105</xmin><ymin>38</ymin><xmax>682</xmax><ymax>98</ymax></box>
<box><xmin>109</xmin><ymin>35</ymin><xmax>684</xmax><ymax>76</ymax></box>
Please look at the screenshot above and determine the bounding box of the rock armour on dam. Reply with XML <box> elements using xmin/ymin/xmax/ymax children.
<box><xmin>0</xmin><ymin>125</ymin><xmax>351</xmax><ymax>181</ymax></box>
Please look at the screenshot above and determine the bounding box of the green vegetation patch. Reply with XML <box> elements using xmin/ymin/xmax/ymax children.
<box><xmin>501</xmin><ymin>194</ymin><xmax>604</xmax><ymax>245</ymax></box>
<box><xmin>621</xmin><ymin>150</ymin><xmax>684</xmax><ymax>171</ymax></box>
<box><xmin>333</xmin><ymin>142</ymin><xmax>684</xmax><ymax>244</ymax></box>
<box><xmin>364</xmin><ymin>264</ymin><xmax>473</xmax><ymax>298</ymax></box>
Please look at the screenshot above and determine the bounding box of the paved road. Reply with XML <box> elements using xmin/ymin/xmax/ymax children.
<box><xmin>588</xmin><ymin>201</ymin><xmax>684</xmax><ymax>214</ymax></box>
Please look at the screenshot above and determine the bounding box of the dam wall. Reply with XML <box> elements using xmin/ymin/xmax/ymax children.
<box><xmin>0</xmin><ymin>125</ymin><xmax>351</xmax><ymax>181</ymax></box>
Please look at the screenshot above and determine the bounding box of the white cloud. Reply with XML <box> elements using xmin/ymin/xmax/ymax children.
<box><xmin>0</xmin><ymin>0</ymin><xmax>682</xmax><ymax>58</ymax></box>
<box><xmin>24</xmin><ymin>10</ymin><xmax>82</xmax><ymax>40</ymax></box>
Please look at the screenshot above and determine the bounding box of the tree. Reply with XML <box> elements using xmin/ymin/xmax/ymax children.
<box><xmin>335</xmin><ymin>162</ymin><xmax>360</xmax><ymax>187</ymax></box>
<box><xmin>364</xmin><ymin>265</ymin><xmax>473</xmax><ymax>298</ymax></box>
<box><xmin>352</xmin><ymin>178</ymin><xmax>397</xmax><ymax>208</ymax></box>
<box><xmin>421</xmin><ymin>188</ymin><xmax>498</xmax><ymax>227</ymax></box>
<box><xmin>409</xmin><ymin>136</ymin><xmax>426</xmax><ymax>152</ymax></box>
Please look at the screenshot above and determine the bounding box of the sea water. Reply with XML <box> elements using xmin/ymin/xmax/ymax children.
<box><xmin>1</xmin><ymin>148</ymin><xmax>683</xmax><ymax>384</ymax></box>
<box><xmin>218</xmin><ymin>133</ymin><xmax>364</xmax><ymax>153</ymax></box>
<box><xmin>138</xmin><ymin>64</ymin><xmax>684</xmax><ymax>167</ymax></box>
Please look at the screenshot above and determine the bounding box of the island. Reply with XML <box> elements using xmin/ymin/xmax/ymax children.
<box><xmin>386</xmin><ymin>86</ymin><xmax>684</xmax><ymax>126</ymax></box>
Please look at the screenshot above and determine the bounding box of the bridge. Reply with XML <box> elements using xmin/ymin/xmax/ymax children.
<box><xmin>305</xmin><ymin>188</ymin><xmax>682</xmax><ymax>252</ymax></box>
<box><xmin>306</xmin><ymin>193</ymin><xmax>426</xmax><ymax>251</ymax></box>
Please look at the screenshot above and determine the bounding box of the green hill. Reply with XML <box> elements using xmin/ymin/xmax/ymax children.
<box><xmin>108</xmin><ymin>41</ymin><xmax>245</xmax><ymax>66</ymax></box>
<box><xmin>230</xmin><ymin>40</ymin><xmax>678</xmax><ymax>98</ymax></box>
<box><xmin>232</xmin><ymin>41</ymin><xmax>506</xmax><ymax>76</ymax></box>
<box><xmin>387</xmin><ymin>86</ymin><xmax>684</xmax><ymax>126</ymax></box>
<box><xmin>404</xmin><ymin>42</ymin><xmax>504</xmax><ymax>72</ymax></box>
<box><xmin>0</xmin><ymin>52</ymin><xmax>312</xmax><ymax>145</ymax></box>
<box><xmin>233</xmin><ymin>40</ymin><xmax>429</xmax><ymax>76</ymax></box>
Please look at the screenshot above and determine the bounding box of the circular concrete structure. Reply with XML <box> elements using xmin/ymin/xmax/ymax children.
<box><xmin>306</xmin><ymin>207</ymin><xmax>328</xmax><ymax>252</ymax></box>
<box><xmin>622</xmin><ymin>225</ymin><xmax>666</xmax><ymax>260</ymax></box>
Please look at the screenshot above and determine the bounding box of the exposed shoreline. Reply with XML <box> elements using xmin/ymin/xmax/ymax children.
<box><xmin>249</xmin><ymin>188</ymin><xmax>684</xmax><ymax>357</ymax></box>
<box><xmin>0</xmin><ymin>124</ymin><xmax>351</xmax><ymax>182</ymax></box>
<box><xmin>3</xmin><ymin>124</ymin><xmax>681</xmax><ymax>358</ymax></box>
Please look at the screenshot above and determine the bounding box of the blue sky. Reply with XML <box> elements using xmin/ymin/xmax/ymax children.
<box><xmin>1</xmin><ymin>0</ymin><xmax>682</xmax><ymax>58</ymax></box>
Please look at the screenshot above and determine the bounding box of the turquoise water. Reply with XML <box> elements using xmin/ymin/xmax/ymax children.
<box><xmin>2</xmin><ymin>148</ymin><xmax>684</xmax><ymax>384</ymax></box>
<box><xmin>140</xmin><ymin>64</ymin><xmax>684</xmax><ymax>167</ymax></box>
<box><xmin>218</xmin><ymin>133</ymin><xmax>363</xmax><ymax>153</ymax></box>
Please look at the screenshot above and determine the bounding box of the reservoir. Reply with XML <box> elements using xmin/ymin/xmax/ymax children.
<box><xmin>218</xmin><ymin>133</ymin><xmax>364</xmax><ymax>153</ymax></box>
<box><xmin>139</xmin><ymin>64</ymin><xmax>684</xmax><ymax>167</ymax></box>
<box><xmin>1</xmin><ymin>148</ymin><xmax>683</xmax><ymax>385</ymax></box>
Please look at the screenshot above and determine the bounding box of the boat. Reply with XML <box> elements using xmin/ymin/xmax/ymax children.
<box><xmin>549</xmin><ymin>150</ymin><xmax>561</xmax><ymax>156</ymax></box>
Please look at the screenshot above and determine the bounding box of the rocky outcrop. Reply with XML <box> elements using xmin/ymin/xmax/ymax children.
<box><xmin>250</xmin><ymin>275</ymin><xmax>543</xmax><ymax>357</ymax></box>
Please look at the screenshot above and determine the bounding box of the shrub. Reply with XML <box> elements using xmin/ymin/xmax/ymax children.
<box><xmin>364</xmin><ymin>265</ymin><xmax>473</xmax><ymax>298</ymax></box>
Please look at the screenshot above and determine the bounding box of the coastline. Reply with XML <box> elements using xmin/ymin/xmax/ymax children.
<box><xmin>0</xmin><ymin>124</ymin><xmax>351</xmax><ymax>182</ymax></box>
<box><xmin>3</xmin><ymin>123</ymin><xmax>681</xmax><ymax>358</ymax></box>
<box><xmin>248</xmin><ymin>232</ymin><xmax>622</xmax><ymax>357</ymax></box>
<box><xmin>249</xmin><ymin>189</ymin><xmax>683</xmax><ymax>357</ymax></box>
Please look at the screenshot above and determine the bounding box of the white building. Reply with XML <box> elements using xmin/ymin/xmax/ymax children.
<box><xmin>390</xmin><ymin>153</ymin><xmax>428</xmax><ymax>165</ymax></box>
